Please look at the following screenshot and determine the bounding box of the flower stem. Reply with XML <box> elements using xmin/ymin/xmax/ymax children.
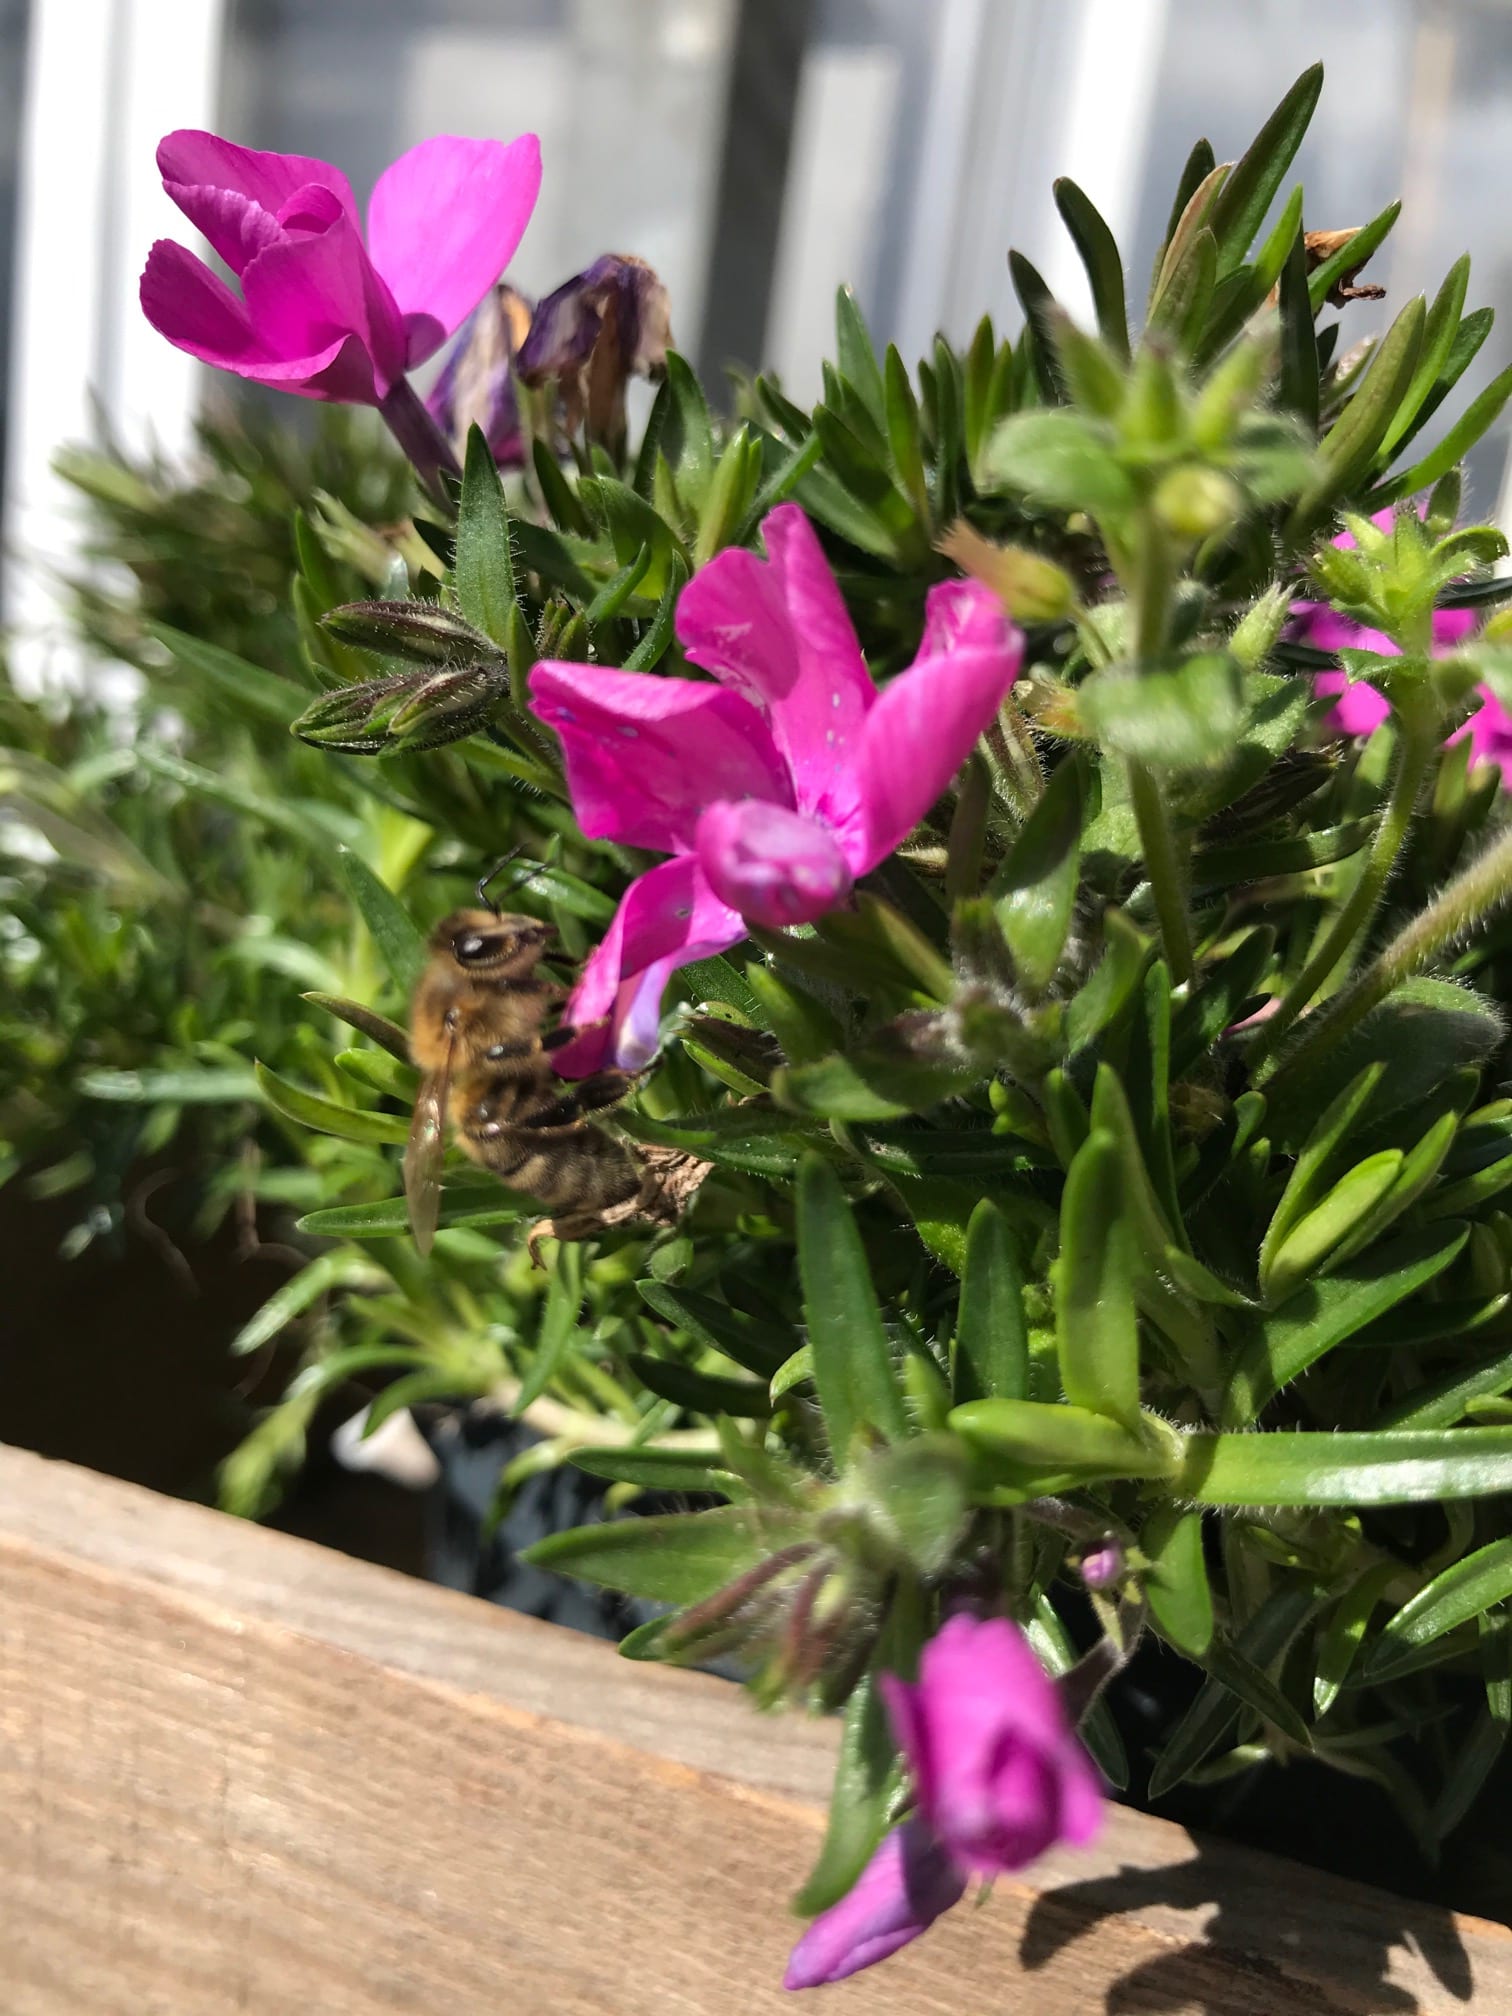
<box><xmin>1250</xmin><ymin>696</ymin><xmax>1438</xmax><ymax>1066</ymax></box>
<box><xmin>1128</xmin><ymin>759</ymin><xmax>1194</xmax><ymax>985</ymax></box>
<box><xmin>1121</xmin><ymin>510</ymin><xmax>1194</xmax><ymax>984</ymax></box>
<box><xmin>378</xmin><ymin>377</ymin><xmax>462</xmax><ymax>512</ymax></box>
<box><xmin>1264</xmin><ymin>818</ymin><xmax>1512</xmax><ymax>1097</ymax></box>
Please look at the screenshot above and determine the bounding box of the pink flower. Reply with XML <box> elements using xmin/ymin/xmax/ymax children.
<box><xmin>785</xmin><ymin>1614</ymin><xmax>1104</xmax><ymax>1989</ymax></box>
<box><xmin>1293</xmin><ymin>508</ymin><xmax>1497</xmax><ymax>767</ymax></box>
<box><xmin>529</xmin><ymin>505</ymin><xmax>1022</xmax><ymax>1074</ymax></box>
<box><xmin>140</xmin><ymin>130</ymin><xmax>541</xmax><ymax>404</ymax></box>
<box><xmin>881</xmin><ymin>1613</ymin><xmax>1104</xmax><ymax>1877</ymax></box>
<box><xmin>782</xmin><ymin>1822</ymin><xmax>967</xmax><ymax>1990</ymax></box>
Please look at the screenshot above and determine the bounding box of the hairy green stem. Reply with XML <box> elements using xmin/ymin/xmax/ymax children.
<box><xmin>1129</xmin><ymin>759</ymin><xmax>1195</xmax><ymax>984</ymax></box>
<box><xmin>1251</xmin><ymin>699</ymin><xmax>1438</xmax><ymax>1065</ymax></box>
<box><xmin>378</xmin><ymin>377</ymin><xmax>462</xmax><ymax>511</ymax></box>
<box><xmin>1265</xmin><ymin>817</ymin><xmax>1512</xmax><ymax>1096</ymax></box>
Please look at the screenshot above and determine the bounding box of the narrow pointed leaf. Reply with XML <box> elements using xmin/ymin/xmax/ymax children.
<box><xmin>797</xmin><ymin>1155</ymin><xmax>908</xmax><ymax>1461</ymax></box>
<box><xmin>953</xmin><ymin>1201</ymin><xmax>1028</xmax><ymax>1404</ymax></box>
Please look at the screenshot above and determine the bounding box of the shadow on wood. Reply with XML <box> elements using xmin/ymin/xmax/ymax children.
<box><xmin>1</xmin><ymin>1443</ymin><xmax>1508</xmax><ymax>2014</ymax></box>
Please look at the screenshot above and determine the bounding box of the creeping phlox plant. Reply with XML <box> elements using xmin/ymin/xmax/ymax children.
<box><xmin>139</xmin><ymin>67</ymin><xmax>1512</xmax><ymax>1983</ymax></box>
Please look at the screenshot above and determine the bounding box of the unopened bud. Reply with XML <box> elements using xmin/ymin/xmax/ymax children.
<box><xmin>292</xmin><ymin>662</ymin><xmax>508</xmax><ymax>755</ymax></box>
<box><xmin>1078</xmin><ymin>1540</ymin><xmax>1125</xmax><ymax>1590</ymax></box>
<box><xmin>322</xmin><ymin>599</ymin><xmax>498</xmax><ymax>666</ymax></box>
<box><xmin>938</xmin><ymin>521</ymin><xmax>1075</xmax><ymax>622</ymax></box>
<box><xmin>1153</xmin><ymin>465</ymin><xmax>1243</xmax><ymax>542</ymax></box>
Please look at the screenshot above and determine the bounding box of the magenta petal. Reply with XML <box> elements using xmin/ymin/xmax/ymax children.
<box><xmin>140</xmin><ymin>239</ymin><xmax>260</xmax><ymax>366</ymax></box>
<box><xmin>157</xmin><ymin>183</ymin><xmax>284</xmax><ymax>277</ymax></box>
<box><xmin>678</xmin><ymin>504</ymin><xmax>876</xmax><ymax>831</ymax></box>
<box><xmin>878</xmin><ymin>1672</ymin><xmax>934</xmax><ymax>1808</ymax></box>
<box><xmin>1058</xmin><ymin>1744</ymin><xmax>1107</xmax><ymax>1848</ymax></box>
<box><xmin>241</xmin><ymin>208</ymin><xmax>405</xmax><ymax>400</ymax></box>
<box><xmin>529</xmin><ymin>662</ymin><xmax>789</xmax><ymax>852</ymax></box>
<box><xmin>1314</xmin><ymin>670</ymin><xmax>1391</xmax><ymax>739</ymax></box>
<box><xmin>1451</xmin><ymin>685</ymin><xmax>1512</xmax><ymax>783</ymax></box>
<box><xmin>852</xmin><ymin>584</ymin><xmax>1021</xmax><ymax>870</ymax></box>
<box><xmin>367</xmin><ymin>134</ymin><xmax>542</xmax><ymax>367</ymax></box>
<box><xmin>1432</xmin><ymin>605</ymin><xmax>1478</xmax><ymax>652</ymax></box>
<box><xmin>556</xmin><ymin>859</ymin><xmax>744</xmax><ymax>1077</ymax></box>
<box><xmin>157</xmin><ymin>130</ymin><xmax>359</xmax><ymax>256</ymax></box>
<box><xmin>1291</xmin><ymin>601</ymin><xmax>1399</xmax><ymax>659</ymax></box>
<box><xmin>695</xmin><ymin>799</ymin><xmax>852</xmax><ymax>928</ymax></box>
<box><xmin>783</xmin><ymin>1823</ymin><xmax>966</xmax><ymax>1990</ymax></box>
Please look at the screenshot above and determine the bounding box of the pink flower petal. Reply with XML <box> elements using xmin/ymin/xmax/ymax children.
<box><xmin>555</xmin><ymin>858</ymin><xmax>744</xmax><ymax>1077</ymax></box>
<box><xmin>677</xmin><ymin>504</ymin><xmax>876</xmax><ymax>832</ymax></box>
<box><xmin>1288</xmin><ymin>600</ymin><xmax>1399</xmax><ymax>661</ymax></box>
<box><xmin>529</xmin><ymin>662</ymin><xmax>790</xmax><ymax>853</ymax></box>
<box><xmin>367</xmin><ymin>134</ymin><xmax>542</xmax><ymax>368</ymax></box>
<box><xmin>139</xmin><ymin>239</ymin><xmax>356</xmax><ymax>392</ymax></box>
<box><xmin>1433</xmin><ymin>605</ymin><xmax>1478</xmax><ymax>651</ymax></box>
<box><xmin>695</xmin><ymin>799</ymin><xmax>852</xmax><ymax>928</ymax></box>
<box><xmin>783</xmin><ymin>1823</ymin><xmax>966</xmax><ymax>1990</ymax></box>
<box><xmin>1314</xmin><ymin>670</ymin><xmax>1391</xmax><ymax>739</ymax></box>
<box><xmin>240</xmin><ymin>202</ymin><xmax>406</xmax><ymax>400</ymax></box>
<box><xmin>852</xmin><ymin>582</ymin><xmax>1021</xmax><ymax>869</ymax></box>
<box><xmin>157</xmin><ymin>130</ymin><xmax>359</xmax><ymax>271</ymax></box>
<box><xmin>900</xmin><ymin>1614</ymin><xmax>1104</xmax><ymax>1880</ymax></box>
<box><xmin>1058</xmin><ymin>1744</ymin><xmax>1108</xmax><ymax>1848</ymax></box>
<box><xmin>1451</xmin><ymin>684</ymin><xmax>1512</xmax><ymax>782</ymax></box>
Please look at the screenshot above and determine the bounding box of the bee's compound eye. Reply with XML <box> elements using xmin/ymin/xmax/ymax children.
<box><xmin>454</xmin><ymin>931</ymin><xmax>503</xmax><ymax>967</ymax></box>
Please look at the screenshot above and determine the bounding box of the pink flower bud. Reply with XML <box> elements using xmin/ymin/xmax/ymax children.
<box><xmin>879</xmin><ymin>1613</ymin><xmax>1105</xmax><ymax>1877</ymax></box>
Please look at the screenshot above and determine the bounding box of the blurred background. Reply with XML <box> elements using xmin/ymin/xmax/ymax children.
<box><xmin>6</xmin><ymin>0</ymin><xmax>1512</xmax><ymax>683</ymax></box>
<box><xmin>3</xmin><ymin>0</ymin><xmax>1512</xmax><ymax>1559</ymax></box>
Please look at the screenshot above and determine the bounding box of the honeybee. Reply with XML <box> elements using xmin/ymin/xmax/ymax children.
<box><xmin>405</xmin><ymin>890</ymin><xmax>705</xmax><ymax>1261</ymax></box>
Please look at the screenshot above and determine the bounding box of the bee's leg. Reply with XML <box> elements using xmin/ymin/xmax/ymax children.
<box><xmin>527</xmin><ymin>1207</ymin><xmax>611</xmax><ymax>1268</ymax></box>
<box><xmin>514</xmin><ymin>1071</ymin><xmax>636</xmax><ymax>1130</ymax></box>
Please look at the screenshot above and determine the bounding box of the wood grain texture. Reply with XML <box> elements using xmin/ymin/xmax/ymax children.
<box><xmin>1</xmin><ymin>1442</ymin><xmax>1510</xmax><ymax>2014</ymax></box>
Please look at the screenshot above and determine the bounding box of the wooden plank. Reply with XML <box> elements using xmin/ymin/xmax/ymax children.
<box><xmin>0</xmin><ymin>1442</ymin><xmax>1508</xmax><ymax>2014</ymax></box>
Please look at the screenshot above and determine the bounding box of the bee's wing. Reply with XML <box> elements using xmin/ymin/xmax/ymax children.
<box><xmin>404</xmin><ymin>1044</ymin><xmax>453</xmax><ymax>1258</ymax></box>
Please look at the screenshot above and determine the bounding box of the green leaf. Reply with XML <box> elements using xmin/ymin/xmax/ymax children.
<box><xmin>1169</xmin><ymin>927</ymin><xmax>1274</xmax><ymax>1077</ymax></box>
<box><xmin>622</xmin><ymin>551</ymin><xmax>687</xmax><ymax>670</ymax></box>
<box><xmin>454</xmin><ymin>425</ymin><xmax>516</xmax><ymax>645</ymax></box>
<box><xmin>793</xmin><ymin>1676</ymin><xmax>899</xmax><ymax>1916</ymax></box>
<box><xmin>1180</xmin><ymin>1424</ymin><xmax>1512</xmax><ymax>1505</ymax></box>
<box><xmin>1224</xmin><ymin>1222</ymin><xmax>1469</xmax><ymax>1425</ymax></box>
<box><xmin>1066</xmin><ymin>910</ymin><xmax>1148</xmax><ymax>1053</ymax></box>
<box><xmin>523</xmin><ymin>1505</ymin><xmax>801</xmax><ymax>1605</ymax></box>
<box><xmin>637</xmin><ymin>1281</ymin><xmax>792</xmax><ymax>1380</ymax></box>
<box><xmin>255</xmin><ymin>1062</ymin><xmax>408</xmax><ymax>1146</ymax></box>
<box><xmin>227</xmin><ymin>1253</ymin><xmax>379</xmax><ymax>1358</ymax></box>
<box><xmin>1026</xmin><ymin>1594</ymin><xmax>1130</xmax><ymax>1789</ymax></box>
<box><xmin>1314</xmin><ymin>1562</ymin><xmax>1396</xmax><ymax>1714</ymax></box>
<box><xmin>1277</xmin><ymin>224</ymin><xmax>1319</xmax><ymax>431</ymax></box>
<box><xmin>1008</xmin><ymin>249</ymin><xmax>1066</xmax><ymax>403</ymax></box>
<box><xmin>953</xmin><ymin>1201</ymin><xmax>1028</xmax><ymax>1404</ymax></box>
<box><xmin>336</xmin><ymin>847</ymin><xmax>427</xmax><ymax>993</ymax></box>
<box><xmin>1307</xmin><ymin>201</ymin><xmax>1400</xmax><ymax>314</ymax></box>
<box><xmin>1288</xmin><ymin>295</ymin><xmax>1427</xmax><ymax>535</ymax></box>
<box><xmin>1053</xmin><ymin>178</ymin><xmax>1130</xmax><ymax>358</ymax></box>
<box><xmin>1079</xmin><ymin>654</ymin><xmax>1244</xmax><ymax>770</ymax></box>
<box><xmin>624</xmin><ymin>1352</ymin><xmax>771</xmax><ymax>1420</ymax></box>
<box><xmin>1056</xmin><ymin>1130</ymin><xmax>1141</xmax><ymax>1428</ymax></box>
<box><xmin>884</xmin><ymin>344</ymin><xmax>929</xmax><ymax>520</ymax></box>
<box><xmin>568</xmin><ymin>1446</ymin><xmax>729</xmax><ymax>1494</ymax></box>
<box><xmin>302</xmin><ymin>993</ymin><xmax>413</xmax><ymax>1062</ymax></box>
<box><xmin>834</xmin><ymin>285</ymin><xmax>887</xmax><ymax>430</ymax></box>
<box><xmin>1142</xmin><ymin>1507</ymin><xmax>1214</xmax><ymax>1657</ymax></box>
<box><xmin>1148</xmin><ymin>1584</ymin><xmax>1318</xmax><ymax>1798</ymax></box>
<box><xmin>985</xmin><ymin>410</ymin><xmax>1134</xmax><ymax>518</ymax></box>
<box><xmin>79</xmin><ymin>1066</ymin><xmax>259</xmax><ymax>1104</ymax></box>
<box><xmin>950</xmin><ymin>1399</ymin><xmax>1180</xmax><ymax>1485</ymax></box>
<box><xmin>149</xmin><ymin>621</ymin><xmax>300</xmax><ymax>725</ymax></box>
<box><xmin>1376</xmin><ymin>1341</ymin><xmax>1512</xmax><ymax>1432</ymax></box>
<box><xmin>516</xmin><ymin>1244</ymin><xmax>584</xmax><ymax>1411</ymax></box>
<box><xmin>1262</xmin><ymin>1150</ymin><xmax>1405</xmax><ymax>1302</ymax></box>
<box><xmin>1362</xmin><ymin>1540</ymin><xmax>1512</xmax><ymax>1684</ymax></box>
<box><xmin>1371</xmin><ymin>359</ymin><xmax>1512</xmax><ymax>508</ymax></box>
<box><xmin>797</xmin><ymin>1156</ymin><xmax>908</xmax><ymax>1461</ymax></box>
<box><xmin>660</xmin><ymin>352</ymin><xmax>715</xmax><ymax>508</ymax></box>
<box><xmin>297</xmin><ymin>1194</ymin><xmax>525</xmax><ymax>1238</ymax></box>
<box><xmin>1378</xmin><ymin>253</ymin><xmax>1470</xmax><ymax>459</ymax></box>
<box><xmin>1205</xmin><ymin>64</ymin><xmax>1322</xmax><ymax>273</ymax></box>
<box><xmin>1260</xmin><ymin>1062</ymin><xmax>1386</xmax><ymax>1275</ymax></box>
<box><xmin>991</xmin><ymin>755</ymin><xmax>1082</xmax><ymax>993</ymax></box>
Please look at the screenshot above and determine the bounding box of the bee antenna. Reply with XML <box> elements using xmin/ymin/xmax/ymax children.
<box><xmin>476</xmin><ymin>848</ymin><xmax>529</xmax><ymax>914</ymax></box>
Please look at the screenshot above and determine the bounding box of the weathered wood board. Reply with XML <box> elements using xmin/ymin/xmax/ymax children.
<box><xmin>1</xmin><ymin>1442</ymin><xmax>1508</xmax><ymax>2013</ymax></box>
